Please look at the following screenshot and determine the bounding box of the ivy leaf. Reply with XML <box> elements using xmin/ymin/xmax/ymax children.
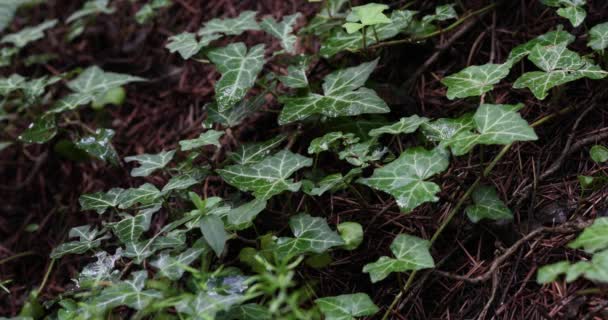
<box><xmin>346</xmin><ymin>3</ymin><xmax>391</xmax><ymax>26</ymax></box>
<box><xmin>422</xmin><ymin>4</ymin><xmax>458</xmax><ymax>24</ymax></box>
<box><xmin>363</xmin><ymin>234</ymin><xmax>434</xmax><ymax>283</ymax></box>
<box><xmin>507</xmin><ymin>28</ymin><xmax>575</xmax><ymax>64</ymax></box>
<box><xmin>179</xmin><ymin>130</ymin><xmax>224</xmax><ymax>150</ymax></box>
<box><xmin>588</xmin><ymin>22</ymin><xmax>608</xmax><ymax>51</ymax></box>
<box><xmin>316</xmin><ymin>293</ymin><xmax>379</xmax><ymax>320</ymax></box>
<box><xmin>79</xmin><ymin>188</ymin><xmax>124</xmax><ymax>214</ymax></box>
<box><xmin>308</xmin><ymin>131</ymin><xmax>358</xmax><ymax>154</ymax></box>
<box><xmin>568</xmin><ymin>217</ymin><xmax>608</xmax><ymax>253</ymax></box>
<box><xmin>302</xmin><ymin>168</ymin><xmax>362</xmax><ymax>196</ymax></box>
<box><xmin>226</xmin><ymin>199</ymin><xmax>267</xmax><ymax>231</ymax></box>
<box><xmin>228</xmin><ymin>135</ymin><xmax>286</xmax><ymax>165</ymax></box>
<box><xmin>204</xmin><ymin>88</ymin><xmax>269</xmax><ymax>127</ymax></box>
<box><xmin>218</xmin><ymin>150</ymin><xmax>312</xmax><ymax>199</ymax></box>
<box><xmin>117</xmin><ymin>183</ymin><xmax>162</xmax><ymax>209</ymax></box>
<box><xmin>110</xmin><ymin>211</ymin><xmax>156</xmax><ymax>245</ymax></box>
<box><xmin>368</xmin><ymin>115</ymin><xmax>429</xmax><ymax>137</ymax></box>
<box><xmin>0</xmin><ymin>1</ymin><xmax>20</xmax><ymax>32</ymax></box>
<box><xmin>124</xmin><ymin>150</ymin><xmax>175</xmax><ymax>177</ymax></box>
<box><xmin>135</xmin><ymin>0</ymin><xmax>171</xmax><ymax>24</ymax></box>
<box><xmin>200</xmin><ymin>215</ymin><xmax>231</xmax><ymax>257</ymax></box>
<box><xmin>537</xmin><ymin>261</ymin><xmax>571</xmax><ymax>284</ymax></box>
<box><xmin>556</xmin><ymin>5</ymin><xmax>586</xmax><ymax>27</ymax></box>
<box><xmin>198</xmin><ymin>10</ymin><xmax>260</xmax><ymax>37</ymax></box>
<box><xmin>320</xmin><ymin>10</ymin><xmax>415</xmax><ymax>58</ymax></box>
<box><xmin>222</xmin><ymin>303</ymin><xmax>271</xmax><ymax>320</ymax></box>
<box><xmin>161</xmin><ymin>169</ymin><xmax>207</xmax><ymax>194</ymax></box>
<box><xmin>1</xmin><ymin>19</ymin><xmax>57</xmax><ymax>48</ymax></box>
<box><xmin>420</xmin><ymin>113</ymin><xmax>474</xmax><ymax>142</ymax></box>
<box><xmin>150</xmin><ymin>248</ymin><xmax>205</xmax><ymax>280</ymax></box>
<box><xmin>513</xmin><ymin>43</ymin><xmax>607</xmax><ymax>99</ymax></box>
<box><xmin>590</xmin><ymin>145</ymin><xmax>608</xmax><ymax>163</ymax></box>
<box><xmin>208</xmin><ymin>43</ymin><xmax>266</xmax><ymax>112</ymax></box>
<box><xmin>66</xmin><ymin>0</ymin><xmax>114</xmax><ymax>24</ymax></box>
<box><xmin>92</xmin><ymin>271</ymin><xmax>163</xmax><ymax>311</ymax></box>
<box><xmin>178</xmin><ymin>292</ymin><xmax>245</xmax><ymax>319</ymax></box>
<box><xmin>358</xmin><ymin>147</ymin><xmax>450</xmax><ymax>213</ymax></box>
<box><xmin>442</xmin><ymin>63</ymin><xmax>512</xmax><ymax>99</ymax></box>
<box><xmin>50</xmin><ymin>225</ymin><xmax>109</xmax><ymax>259</ymax></box>
<box><xmin>536</xmin><ymin>250</ymin><xmax>608</xmax><ymax>284</ymax></box>
<box><xmin>260</xmin><ymin>13</ymin><xmax>301</xmax><ymax>54</ymax></box>
<box><xmin>166</xmin><ymin>32</ymin><xmax>203</xmax><ymax>59</ymax></box>
<box><xmin>75</xmin><ymin>128</ymin><xmax>119</xmax><ymax>165</ymax></box>
<box><xmin>465</xmin><ymin>185</ymin><xmax>513</xmax><ymax>223</ymax></box>
<box><xmin>279</xmin><ymin>58</ymin><xmax>309</xmax><ymax>88</ymax></box>
<box><xmin>338</xmin><ymin>139</ymin><xmax>387</xmax><ymax>167</ymax></box>
<box><xmin>278</xmin><ymin>59</ymin><xmax>389</xmax><ymax>124</ymax></box>
<box><xmin>447</xmin><ymin>104</ymin><xmax>537</xmax><ymax>156</ymax></box>
<box><xmin>18</xmin><ymin>115</ymin><xmax>56</xmax><ymax>144</ymax></box>
<box><xmin>275</xmin><ymin>213</ymin><xmax>345</xmax><ymax>260</ymax></box>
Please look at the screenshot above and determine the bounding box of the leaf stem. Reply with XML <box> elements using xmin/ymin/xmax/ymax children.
<box><xmin>380</xmin><ymin>105</ymin><xmax>577</xmax><ymax>320</ymax></box>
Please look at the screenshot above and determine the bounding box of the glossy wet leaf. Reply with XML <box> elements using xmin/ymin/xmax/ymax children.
<box><xmin>228</xmin><ymin>135</ymin><xmax>286</xmax><ymax>165</ymax></box>
<box><xmin>66</xmin><ymin>0</ymin><xmax>114</xmax><ymax>24</ymax></box>
<box><xmin>588</xmin><ymin>22</ymin><xmax>608</xmax><ymax>51</ymax></box>
<box><xmin>201</xmin><ymin>215</ymin><xmax>231</xmax><ymax>257</ymax></box>
<box><xmin>208</xmin><ymin>43</ymin><xmax>266</xmax><ymax>112</ymax></box>
<box><xmin>368</xmin><ymin>115</ymin><xmax>429</xmax><ymax>137</ymax></box>
<box><xmin>358</xmin><ymin>147</ymin><xmax>449</xmax><ymax>213</ymax></box>
<box><xmin>420</xmin><ymin>113</ymin><xmax>474</xmax><ymax>142</ymax></box>
<box><xmin>442</xmin><ymin>63</ymin><xmax>512</xmax><ymax>99</ymax></box>
<box><xmin>124</xmin><ymin>150</ymin><xmax>175</xmax><ymax>177</ymax></box>
<box><xmin>218</xmin><ymin>150</ymin><xmax>312</xmax><ymax>199</ymax></box>
<box><xmin>279</xmin><ymin>59</ymin><xmax>389</xmax><ymax>124</ymax></box>
<box><xmin>1</xmin><ymin>19</ymin><xmax>57</xmax><ymax>48</ymax></box>
<box><xmin>447</xmin><ymin>104</ymin><xmax>537</xmax><ymax>156</ymax></box>
<box><xmin>260</xmin><ymin>13</ymin><xmax>301</xmax><ymax>54</ymax></box>
<box><xmin>316</xmin><ymin>293</ymin><xmax>379</xmax><ymax>320</ymax></box>
<box><xmin>590</xmin><ymin>145</ymin><xmax>608</xmax><ymax>163</ymax></box>
<box><xmin>110</xmin><ymin>211</ymin><xmax>156</xmax><ymax>245</ymax></box>
<box><xmin>50</xmin><ymin>225</ymin><xmax>109</xmax><ymax>259</ymax></box>
<box><xmin>226</xmin><ymin>199</ymin><xmax>267</xmax><ymax>230</ymax></box>
<box><xmin>180</xmin><ymin>130</ymin><xmax>224</xmax><ymax>150</ymax></box>
<box><xmin>92</xmin><ymin>271</ymin><xmax>163</xmax><ymax>311</ymax></box>
<box><xmin>513</xmin><ymin>43</ymin><xmax>607</xmax><ymax>99</ymax></box>
<box><xmin>363</xmin><ymin>234</ymin><xmax>434</xmax><ymax>283</ymax></box>
<box><xmin>75</xmin><ymin>128</ymin><xmax>119</xmax><ymax>165</ymax></box>
<box><xmin>338</xmin><ymin>139</ymin><xmax>387</xmax><ymax>167</ymax></box>
<box><xmin>150</xmin><ymin>248</ymin><xmax>205</xmax><ymax>280</ymax></box>
<box><xmin>117</xmin><ymin>183</ymin><xmax>162</xmax><ymax>209</ymax></box>
<box><xmin>308</xmin><ymin>131</ymin><xmax>358</xmax><ymax>154</ymax></box>
<box><xmin>568</xmin><ymin>217</ymin><xmax>608</xmax><ymax>253</ymax></box>
<box><xmin>79</xmin><ymin>188</ymin><xmax>124</xmax><ymax>214</ymax></box>
<box><xmin>320</xmin><ymin>10</ymin><xmax>415</xmax><ymax>57</ymax></box>
<box><xmin>465</xmin><ymin>185</ymin><xmax>513</xmax><ymax>223</ymax></box>
<box><xmin>18</xmin><ymin>115</ymin><xmax>56</xmax><ymax>144</ymax></box>
<box><xmin>275</xmin><ymin>213</ymin><xmax>344</xmax><ymax>260</ymax></box>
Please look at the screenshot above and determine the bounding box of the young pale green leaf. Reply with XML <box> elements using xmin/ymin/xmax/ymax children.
<box><xmin>228</xmin><ymin>135</ymin><xmax>286</xmax><ymax>165</ymax></box>
<box><xmin>568</xmin><ymin>217</ymin><xmax>608</xmax><ymax>253</ymax></box>
<box><xmin>66</xmin><ymin>0</ymin><xmax>114</xmax><ymax>24</ymax></box>
<box><xmin>337</xmin><ymin>221</ymin><xmax>363</xmax><ymax>251</ymax></box>
<box><xmin>465</xmin><ymin>185</ymin><xmax>513</xmax><ymax>223</ymax></box>
<box><xmin>91</xmin><ymin>271</ymin><xmax>163</xmax><ymax>311</ymax></box>
<box><xmin>308</xmin><ymin>131</ymin><xmax>358</xmax><ymax>154</ymax></box>
<box><xmin>358</xmin><ymin>147</ymin><xmax>450</xmax><ymax>213</ymax></box>
<box><xmin>363</xmin><ymin>234</ymin><xmax>435</xmax><ymax>283</ymax></box>
<box><xmin>315</xmin><ymin>293</ymin><xmax>379</xmax><ymax>320</ymax></box>
<box><xmin>208</xmin><ymin>43</ymin><xmax>266</xmax><ymax>112</ymax></box>
<box><xmin>79</xmin><ymin>188</ymin><xmax>124</xmax><ymax>214</ymax></box>
<box><xmin>260</xmin><ymin>13</ymin><xmax>301</xmax><ymax>54</ymax></box>
<box><xmin>218</xmin><ymin>150</ymin><xmax>312</xmax><ymax>199</ymax></box>
<box><xmin>150</xmin><ymin>248</ymin><xmax>205</xmax><ymax>280</ymax></box>
<box><xmin>166</xmin><ymin>32</ymin><xmax>204</xmax><ymax>59</ymax></box>
<box><xmin>124</xmin><ymin>150</ymin><xmax>175</xmax><ymax>177</ymax></box>
<box><xmin>537</xmin><ymin>261</ymin><xmax>571</xmax><ymax>284</ymax></box>
<box><xmin>179</xmin><ymin>130</ymin><xmax>224</xmax><ymax>150</ymax></box>
<box><xmin>368</xmin><ymin>115</ymin><xmax>429</xmax><ymax>137</ymax></box>
<box><xmin>226</xmin><ymin>199</ymin><xmax>267</xmax><ymax>231</ymax></box>
<box><xmin>275</xmin><ymin>213</ymin><xmax>345</xmax><ymax>260</ymax></box>
<box><xmin>200</xmin><ymin>215</ymin><xmax>231</xmax><ymax>257</ymax></box>
<box><xmin>302</xmin><ymin>168</ymin><xmax>362</xmax><ymax>196</ymax></box>
<box><xmin>117</xmin><ymin>183</ymin><xmax>162</xmax><ymax>209</ymax></box>
<box><xmin>75</xmin><ymin>128</ymin><xmax>119</xmax><ymax>165</ymax></box>
<box><xmin>18</xmin><ymin>115</ymin><xmax>57</xmax><ymax>144</ymax></box>
<box><xmin>588</xmin><ymin>22</ymin><xmax>608</xmax><ymax>51</ymax></box>
<box><xmin>320</xmin><ymin>10</ymin><xmax>415</xmax><ymax>58</ymax></box>
<box><xmin>590</xmin><ymin>145</ymin><xmax>608</xmax><ymax>163</ymax></box>
<box><xmin>50</xmin><ymin>225</ymin><xmax>109</xmax><ymax>259</ymax></box>
<box><xmin>442</xmin><ymin>63</ymin><xmax>512</xmax><ymax>100</ymax></box>
<box><xmin>198</xmin><ymin>10</ymin><xmax>260</xmax><ymax>37</ymax></box>
<box><xmin>447</xmin><ymin>104</ymin><xmax>537</xmax><ymax>156</ymax></box>
<box><xmin>110</xmin><ymin>211</ymin><xmax>156</xmax><ymax>245</ymax></box>
<box><xmin>346</xmin><ymin>3</ymin><xmax>391</xmax><ymax>26</ymax></box>
<box><xmin>536</xmin><ymin>250</ymin><xmax>608</xmax><ymax>284</ymax></box>
<box><xmin>1</xmin><ymin>19</ymin><xmax>57</xmax><ymax>48</ymax></box>
<box><xmin>279</xmin><ymin>59</ymin><xmax>389</xmax><ymax>124</ymax></box>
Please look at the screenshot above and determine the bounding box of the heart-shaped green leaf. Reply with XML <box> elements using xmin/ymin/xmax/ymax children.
<box><xmin>588</xmin><ymin>22</ymin><xmax>608</xmax><ymax>51</ymax></box>
<box><xmin>465</xmin><ymin>185</ymin><xmax>513</xmax><ymax>223</ymax></box>
<box><xmin>260</xmin><ymin>13</ymin><xmax>301</xmax><ymax>54</ymax></box>
<box><xmin>316</xmin><ymin>293</ymin><xmax>379</xmax><ymax>320</ymax></box>
<box><xmin>275</xmin><ymin>213</ymin><xmax>344</xmax><ymax>260</ymax></box>
<box><xmin>124</xmin><ymin>150</ymin><xmax>175</xmax><ymax>177</ymax></box>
